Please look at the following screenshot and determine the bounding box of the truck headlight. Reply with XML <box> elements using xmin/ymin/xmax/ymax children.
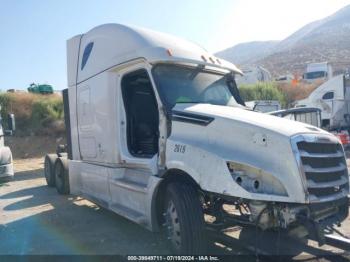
<box><xmin>227</xmin><ymin>161</ymin><xmax>288</xmax><ymax>196</ymax></box>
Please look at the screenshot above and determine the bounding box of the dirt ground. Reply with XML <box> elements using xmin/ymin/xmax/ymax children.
<box><xmin>0</xmin><ymin>144</ymin><xmax>350</xmax><ymax>258</ymax></box>
<box><xmin>0</xmin><ymin>157</ymin><xmax>172</xmax><ymax>255</ymax></box>
<box><xmin>5</xmin><ymin>135</ymin><xmax>66</xmax><ymax>159</ymax></box>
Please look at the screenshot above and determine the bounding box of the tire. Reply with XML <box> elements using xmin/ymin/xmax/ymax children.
<box><xmin>44</xmin><ymin>154</ymin><xmax>57</xmax><ymax>187</ymax></box>
<box><xmin>0</xmin><ymin>176</ymin><xmax>14</xmax><ymax>183</ymax></box>
<box><xmin>163</xmin><ymin>182</ymin><xmax>206</xmax><ymax>254</ymax></box>
<box><xmin>54</xmin><ymin>157</ymin><xmax>70</xmax><ymax>194</ymax></box>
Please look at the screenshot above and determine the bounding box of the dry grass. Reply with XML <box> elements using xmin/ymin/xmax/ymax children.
<box><xmin>276</xmin><ymin>80</ymin><xmax>322</xmax><ymax>107</ymax></box>
<box><xmin>239</xmin><ymin>80</ymin><xmax>323</xmax><ymax>108</ymax></box>
<box><xmin>0</xmin><ymin>92</ymin><xmax>64</xmax><ymax>136</ymax></box>
<box><xmin>6</xmin><ymin>92</ymin><xmax>38</xmax><ymax>119</ymax></box>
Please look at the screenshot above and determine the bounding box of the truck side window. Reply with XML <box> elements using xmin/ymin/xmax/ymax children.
<box><xmin>322</xmin><ymin>91</ymin><xmax>334</xmax><ymax>100</ymax></box>
<box><xmin>81</xmin><ymin>42</ymin><xmax>94</xmax><ymax>70</ymax></box>
<box><xmin>121</xmin><ymin>69</ymin><xmax>159</xmax><ymax>158</ymax></box>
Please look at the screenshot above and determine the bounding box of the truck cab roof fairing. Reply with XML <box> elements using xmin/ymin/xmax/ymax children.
<box><xmin>66</xmin><ymin>23</ymin><xmax>242</xmax><ymax>86</ymax></box>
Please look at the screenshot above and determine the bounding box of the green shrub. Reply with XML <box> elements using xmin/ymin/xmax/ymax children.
<box><xmin>239</xmin><ymin>82</ymin><xmax>287</xmax><ymax>107</ymax></box>
<box><xmin>31</xmin><ymin>99</ymin><xmax>64</xmax><ymax>128</ymax></box>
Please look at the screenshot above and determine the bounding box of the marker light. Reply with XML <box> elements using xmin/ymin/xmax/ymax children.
<box><xmin>201</xmin><ymin>55</ymin><xmax>207</xmax><ymax>62</ymax></box>
<box><xmin>166</xmin><ymin>49</ymin><xmax>173</xmax><ymax>56</ymax></box>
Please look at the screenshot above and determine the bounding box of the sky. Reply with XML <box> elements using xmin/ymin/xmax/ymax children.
<box><xmin>1</xmin><ymin>0</ymin><xmax>349</xmax><ymax>90</ymax></box>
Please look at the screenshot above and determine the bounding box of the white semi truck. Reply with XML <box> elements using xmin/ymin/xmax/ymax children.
<box><xmin>44</xmin><ymin>24</ymin><xmax>349</xmax><ymax>254</ymax></box>
<box><xmin>303</xmin><ymin>62</ymin><xmax>333</xmax><ymax>83</ymax></box>
<box><xmin>296</xmin><ymin>74</ymin><xmax>350</xmax><ymax>130</ymax></box>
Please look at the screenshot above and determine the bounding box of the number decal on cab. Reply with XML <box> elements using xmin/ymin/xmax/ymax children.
<box><xmin>174</xmin><ymin>144</ymin><xmax>186</xmax><ymax>153</ymax></box>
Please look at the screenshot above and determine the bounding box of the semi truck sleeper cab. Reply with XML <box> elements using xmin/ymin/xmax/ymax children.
<box><xmin>44</xmin><ymin>24</ymin><xmax>349</xmax><ymax>254</ymax></box>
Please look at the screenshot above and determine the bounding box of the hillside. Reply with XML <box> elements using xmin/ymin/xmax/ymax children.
<box><xmin>216</xmin><ymin>4</ymin><xmax>350</xmax><ymax>76</ymax></box>
<box><xmin>215</xmin><ymin>41</ymin><xmax>278</xmax><ymax>65</ymax></box>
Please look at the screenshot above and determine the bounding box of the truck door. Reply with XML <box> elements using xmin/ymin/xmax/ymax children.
<box><xmin>108</xmin><ymin>66</ymin><xmax>162</xmax><ymax>222</ymax></box>
<box><xmin>121</xmin><ymin>69</ymin><xmax>159</xmax><ymax>161</ymax></box>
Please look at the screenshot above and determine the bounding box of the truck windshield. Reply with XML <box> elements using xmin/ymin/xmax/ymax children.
<box><xmin>152</xmin><ymin>64</ymin><xmax>241</xmax><ymax>110</ymax></box>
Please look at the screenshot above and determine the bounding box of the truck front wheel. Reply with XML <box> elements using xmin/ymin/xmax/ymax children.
<box><xmin>163</xmin><ymin>182</ymin><xmax>206</xmax><ymax>254</ymax></box>
<box><xmin>54</xmin><ymin>157</ymin><xmax>70</xmax><ymax>195</ymax></box>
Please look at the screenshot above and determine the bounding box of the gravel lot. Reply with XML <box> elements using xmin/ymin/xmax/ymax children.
<box><xmin>0</xmin><ymin>157</ymin><xmax>349</xmax><ymax>258</ymax></box>
<box><xmin>0</xmin><ymin>158</ymin><xmax>169</xmax><ymax>255</ymax></box>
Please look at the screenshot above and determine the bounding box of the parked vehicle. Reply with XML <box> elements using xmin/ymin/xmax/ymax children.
<box><xmin>27</xmin><ymin>83</ymin><xmax>54</xmax><ymax>94</ymax></box>
<box><xmin>245</xmin><ymin>100</ymin><xmax>281</xmax><ymax>113</ymax></box>
<box><xmin>275</xmin><ymin>74</ymin><xmax>294</xmax><ymax>83</ymax></box>
<box><xmin>303</xmin><ymin>62</ymin><xmax>333</xmax><ymax>82</ymax></box>
<box><xmin>270</xmin><ymin>106</ymin><xmax>350</xmax><ymax>149</ymax></box>
<box><xmin>269</xmin><ymin>107</ymin><xmax>322</xmax><ymax>128</ymax></box>
<box><xmin>6</xmin><ymin>89</ymin><xmax>26</xmax><ymax>93</ymax></box>
<box><xmin>44</xmin><ymin>24</ymin><xmax>349</xmax><ymax>254</ymax></box>
<box><xmin>0</xmin><ymin>110</ymin><xmax>15</xmax><ymax>180</ymax></box>
<box><xmin>331</xmin><ymin>130</ymin><xmax>350</xmax><ymax>149</ymax></box>
<box><xmin>235</xmin><ymin>66</ymin><xmax>271</xmax><ymax>86</ymax></box>
<box><xmin>296</xmin><ymin>74</ymin><xmax>350</xmax><ymax>130</ymax></box>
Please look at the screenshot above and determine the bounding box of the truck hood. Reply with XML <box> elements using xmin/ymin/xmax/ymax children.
<box><xmin>168</xmin><ymin>103</ymin><xmax>340</xmax><ymax>204</ymax></box>
<box><xmin>172</xmin><ymin>103</ymin><xmax>329</xmax><ymax>137</ymax></box>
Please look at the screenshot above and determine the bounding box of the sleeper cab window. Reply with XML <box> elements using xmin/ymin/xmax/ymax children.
<box><xmin>81</xmin><ymin>42</ymin><xmax>94</xmax><ymax>70</ymax></box>
<box><xmin>322</xmin><ymin>91</ymin><xmax>334</xmax><ymax>100</ymax></box>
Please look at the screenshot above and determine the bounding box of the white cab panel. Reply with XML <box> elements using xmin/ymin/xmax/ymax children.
<box><xmin>76</xmin><ymin>72</ymin><xmax>120</xmax><ymax>165</ymax></box>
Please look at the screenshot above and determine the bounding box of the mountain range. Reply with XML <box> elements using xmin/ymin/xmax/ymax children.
<box><xmin>216</xmin><ymin>4</ymin><xmax>350</xmax><ymax>77</ymax></box>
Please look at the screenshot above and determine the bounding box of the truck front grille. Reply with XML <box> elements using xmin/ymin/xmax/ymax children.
<box><xmin>294</xmin><ymin>136</ymin><xmax>349</xmax><ymax>202</ymax></box>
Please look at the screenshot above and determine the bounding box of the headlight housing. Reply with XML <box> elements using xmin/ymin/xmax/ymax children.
<box><xmin>227</xmin><ymin>161</ymin><xmax>288</xmax><ymax>196</ymax></box>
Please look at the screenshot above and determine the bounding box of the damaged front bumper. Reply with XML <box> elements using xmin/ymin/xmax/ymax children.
<box><xmin>252</xmin><ymin>197</ymin><xmax>349</xmax><ymax>231</ymax></box>
<box><xmin>289</xmin><ymin>197</ymin><xmax>349</xmax><ymax>245</ymax></box>
<box><xmin>278</xmin><ymin>197</ymin><xmax>349</xmax><ymax>229</ymax></box>
<box><xmin>213</xmin><ymin>194</ymin><xmax>348</xmax><ymax>236</ymax></box>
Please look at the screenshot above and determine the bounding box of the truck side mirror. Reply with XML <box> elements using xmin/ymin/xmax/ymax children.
<box><xmin>5</xmin><ymin>113</ymin><xmax>15</xmax><ymax>136</ymax></box>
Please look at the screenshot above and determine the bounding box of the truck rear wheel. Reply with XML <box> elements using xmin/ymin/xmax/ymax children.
<box><xmin>163</xmin><ymin>182</ymin><xmax>206</xmax><ymax>254</ymax></box>
<box><xmin>44</xmin><ymin>154</ymin><xmax>57</xmax><ymax>187</ymax></box>
<box><xmin>54</xmin><ymin>157</ymin><xmax>70</xmax><ymax>195</ymax></box>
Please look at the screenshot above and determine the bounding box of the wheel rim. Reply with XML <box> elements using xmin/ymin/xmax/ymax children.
<box><xmin>164</xmin><ymin>200</ymin><xmax>181</xmax><ymax>250</ymax></box>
